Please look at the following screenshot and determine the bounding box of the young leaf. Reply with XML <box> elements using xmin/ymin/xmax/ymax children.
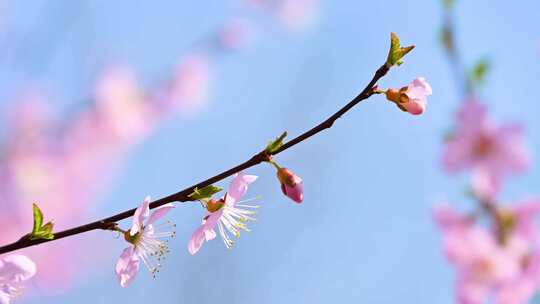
<box><xmin>265</xmin><ymin>131</ymin><xmax>288</xmax><ymax>154</ymax></box>
<box><xmin>386</xmin><ymin>32</ymin><xmax>415</xmax><ymax>68</ymax></box>
<box><xmin>188</xmin><ymin>185</ymin><xmax>223</xmax><ymax>201</ymax></box>
<box><xmin>469</xmin><ymin>58</ymin><xmax>490</xmax><ymax>89</ymax></box>
<box><xmin>443</xmin><ymin>0</ymin><xmax>455</xmax><ymax>9</ymax></box>
<box><xmin>30</xmin><ymin>204</ymin><xmax>55</xmax><ymax>240</ymax></box>
<box><xmin>32</xmin><ymin>203</ymin><xmax>43</xmax><ymax>235</ymax></box>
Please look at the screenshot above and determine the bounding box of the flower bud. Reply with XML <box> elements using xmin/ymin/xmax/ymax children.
<box><xmin>277</xmin><ymin>168</ymin><xmax>304</xmax><ymax>203</ymax></box>
<box><xmin>385</xmin><ymin>77</ymin><xmax>432</xmax><ymax>115</ymax></box>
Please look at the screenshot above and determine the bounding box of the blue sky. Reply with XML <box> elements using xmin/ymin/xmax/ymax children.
<box><xmin>1</xmin><ymin>1</ymin><xmax>539</xmax><ymax>303</ymax></box>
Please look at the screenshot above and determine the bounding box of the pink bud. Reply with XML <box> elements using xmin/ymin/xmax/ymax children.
<box><xmin>386</xmin><ymin>77</ymin><xmax>432</xmax><ymax>115</ymax></box>
<box><xmin>277</xmin><ymin>168</ymin><xmax>304</xmax><ymax>203</ymax></box>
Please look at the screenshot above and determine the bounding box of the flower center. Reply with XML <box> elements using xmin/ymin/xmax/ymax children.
<box><xmin>124</xmin><ymin>230</ymin><xmax>142</xmax><ymax>245</ymax></box>
<box><xmin>206</xmin><ymin>199</ymin><xmax>225</xmax><ymax>213</ymax></box>
<box><xmin>473</xmin><ymin>134</ymin><xmax>494</xmax><ymax>158</ymax></box>
<box><xmin>474</xmin><ymin>258</ymin><xmax>493</xmax><ymax>281</ymax></box>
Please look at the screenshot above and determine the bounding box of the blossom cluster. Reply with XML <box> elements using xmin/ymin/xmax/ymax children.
<box><xmin>0</xmin><ymin>2</ymin><xmax>315</xmax><ymax>292</ymax></box>
<box><xmin>0</xmin><ymin>27</ymin><xmax>429</xmax><ymax>302</ymax></box>
<box><xmin>435</xmin><ymin>100</ymin><xmax>538</xmax><ymax>303</ymax></box>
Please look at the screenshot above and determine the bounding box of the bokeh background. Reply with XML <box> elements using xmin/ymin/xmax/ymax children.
<box><xmin>1</xmin><ymin>0</ymin><xmax>539</xmax><ymax>303</ymax></box>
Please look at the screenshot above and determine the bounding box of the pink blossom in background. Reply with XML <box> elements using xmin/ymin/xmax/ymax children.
<box><xmin>93</xmin><ymin>66</ymin><xmax>155</xmax><ymax>141</ymax></box>
<box><xmin>217</xmin><ymin>19</ymin><xmax>253</xmax><ymax>51</ymax></box>
<box><xmin>161</xmin><ymin>54</ymin><xmax>211</xmax><ymax>116</ymax></box>
<box><xmin>506</xmin><ymin>199</ymin><xmax>540</xmax><ymax>245</ymax></box>
<box><xmin>245</xmin><ymin>0</ymin><xmax>320</xmax><ymax>31</ymax></box>
<box><xmin>0</xmin><ymin>254</ymin><xmax>36</xmax><ymax>304</ymax></box>
<box><xmin>0</xmin><ymin>57</ymin><xmax>211</xmax><ymax>289</ymax></box>
<box><xmin>276</xmin><ymin>0</ymin><xmax>319</xmax><ymax>31</ymax></box>
<box><xmin>433</xmin><ymin>204</ymin><xmax>472</xmax><ymax>232</ymax></box>
<box><xmin>442</xmin><ymin>100</ymin><xmax>529</xmax><ymax>196</ymax></box>
<box><xmin>434</xmin><ymin>201</ymin><xmax>540</xmax><ymax>303</ymax></box>
<box><xmin>0</xmin><ymin>0</ymin><xmax>315</xmax><ymax>295</ymax></box>
<box><xmin>188</xmin><ymin>172</ymin><xmax>258</xmax><ymax>254</ymax></box>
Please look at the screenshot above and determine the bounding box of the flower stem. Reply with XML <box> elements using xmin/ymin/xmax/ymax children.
<box><xmin>0</xmin><ymin>60</ymin><xmax>392</xmax><ymax>254</ymax></box>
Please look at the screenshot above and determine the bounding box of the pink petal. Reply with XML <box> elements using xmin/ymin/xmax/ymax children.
<box><xmin>130</xmin><ymin>196</ymin><xmax>151</xmax><ymax>236</ymax></box>
<box><xmin>432</xmin><ymin>204</ymin><xmax>467</xmax><ymax>231</ymax></box>
<box><xmin>146</xmin><ymin>203</ymin><xmax>174</xmax><ymax>226</ymax></box>
<box><xmin>456</xmin><ymin>100</ymin><xmax>488</xmax><ymax>135</ymax></box>
<box><xmin>187</xmin><ymin>212</ymin><xmax>221</xmax><ymax>255</ymax></box>
<box><xmin>204</xmin><ymin>211</ymin><xmax>222</xmax><ymax>231</ymax></box>
<box><xmin>471</xmin><ymin>170</ymin><xmax>500</xmax><ymax>202</ymax></box>
<box><xmin>495</xmin><ymin>279</ymin><xmax>536</xmax><ymax>304</ymax></box>
<box><xmin>404</xmin><ymin>98</ymin><xmax>427</xmax><ymax>115</ymax></box>
<box><xmin>498</xmin><ymin>123</ymin><xmax>529</xmax><ymax>173</ymax></box>
<box><xmin>514</xmin><ymin>199</ymin><xmax>540</xmax><ymax>218</ymax></box>
<box><xmin>0</xmin><ymin>291</ymin><xmax>10</xmax><ymax>304</ymax></box>
<box><xmin>188</xmin><ymin>226</ymin><xmax>207</xmax><ymax>255</ymax></box>
<box><xmin>0</xmin><ymin>254</ymin><xmax>36</xmax><ymax>282</ymax></box>
<box><xmin>227</xmin><ymin>172</ymin><xmax>258</xmax><ymax>204</ymax></box>
<box><xmin>204</xmin><ymin>228</ymin><xmax>217</xmax><ymax>241</ymax></box>
<box><xmin>410</xmin><ymin>77</ymin><xmax>432</xmax><ymax>96</ymax></box>
<box><xmin>284</xmin><ymin>182</ymin><xmax>304</xmax><ymax>203</ymax></box>
<box><xmin>457</xmin><ymin>277</ymin><xmax>488</xmax><ymax>304</ymax></box>
<box><xmin>115</xmin><ymin>246</ymin><xmax>140</xmax><ymax>288</ymax></box>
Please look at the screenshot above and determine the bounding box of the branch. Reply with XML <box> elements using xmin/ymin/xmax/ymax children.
<box><xmin>441</xmin><ymin>4</ymin><xmax>471</xmax><ymax>96</ymax></box>
<box><xmin>0</xmin><ymin>64</ymin><xmax>390</xmax><ymax>255</ymax></box>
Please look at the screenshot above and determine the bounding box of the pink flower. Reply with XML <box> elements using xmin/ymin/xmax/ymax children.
<box><xmin>276</xmin><ymin>168</ymin><xmax>303</xmax><ymax>203</ymax></box>
<box><xmin>510</xmin><ymin>199</ymin><xmax>540</xmax><ymax>244</ymax></box>
<box><xmin>385</xmin><ymin>77</ymin><xmax>432</xmax><ymax>115</ymax></box>
<box><xmin>188</xmin><ymin>172</ymin><xmax>258</xmax><ymax>254</ymax></box>
<box><xmin>448</xmin><ymin>228</ymin><xmax>524</xmax><ymax>303</ymax></box>
<box><xmin>115</xmin><ymin>197</ymin><xmax>175</xmax><ymax>287</ymax></box>
<box><xmin>433</xmin><ymin>204</ymin><xmax>471</xmax><ymax>232</ymax></box>
<box><xmin>245</xmin><ymin>0</ymin><xmax>320</xmax><ymax>31</ymax></box>
<box><xmin>0</xmin><ymin>254</ymin><xmax>36</xmax><ymax>304</ymax></box>
<box><xmin>442</xmin><ymin>101</ymin><xmax>529</xmax><ymax>196</ymax></box>
<box><xmin>494</xmin><ymin>246</ymin><xmax>540</xmax><ymax>304</ymax></box>
<box><xmin>163</xmin><ymin>55</ymin><xmax>211</xmax><ymax>115</ymax></box>
<box><xmin>217</xmin><ymin>19</ymin><xmax>252</xmax><ymax>50</ymax></box>
<box><xmin>277</xmin><ymin>0</ymin><xmax>320</xmax><ymax>31</ymax></box>
<box><xmin>433</xmin><ymin>203</ymin><xmax>540</xmax><ymax>303</ymax></box>
<box><xmin>93</xmin><ymin>66</ymin><xmax>152</xmax><ymax>140</ymax></box>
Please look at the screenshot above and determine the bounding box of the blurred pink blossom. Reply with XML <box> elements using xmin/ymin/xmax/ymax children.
<box><xmin>162</xmin><ymin>55</ymin><xmax>211</xmax><ymax>115</ymax></box>
<box><xmin>0</xmin><ymin>254</ymin><xmax>36</xmax><ymax>304</ymax></box>
<box><xmin>276</xmin><ymin>0</ymin><xmax>319</xmax><ymax>31</ymax></box>
<box><xmin>217</xmin><ymin>19</ymin><xmax>253</xmax><ymax>50</ymax></box>
<box><xmin>245</xmin><ymin>0</ymin><xmax>320</xmax><ymax>31</ymax></box>
<box><xmin>442</xmin><ymin>100</ymin><xmax>529</xmax><ymax>197</ymax></box>
<box><xmin>0</xmin><ymin>58</ymin><xmax>211</xmax><ymax>289</ymax></box>
<box><xmin>434</xmin><ymin>202</ymin><xmax>540</xmax><ymax>303</ymax></box>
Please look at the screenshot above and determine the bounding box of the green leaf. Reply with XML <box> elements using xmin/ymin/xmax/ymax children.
<box><xmin>385</xmin><ymin>32</ymin><xmax>415</xmax><ymax>68</ymax></box>
<box><xmin>188</xmin><ymin>185</ymin><xmax>223</xmax><ymax>201</ymax></box>
<box><xmin>265</xmin><ymin>131</ymin><xmax>288</xmax><ymax>154</ymax></box>
<box><xmin>469</xmin><ymin>58</ymin><xmax>490</xmax><ymax>88</ymax></box>
<box><xmin>32</xmin><ymin>203</ymin><xmax>43</xmax><ymax>235</ymax></box>
<box><xmin>443</xmin><ymin>0</ymin><xmax>455</xmax><ymax>9</ymax></box>
<box><xmin>41</xmin><ymin>221</ymin><xmax>55</xmax><ymax>234</ymax></box>
<box><xmin>31</xmin><ymin>230</ymin><xmax>55</xmax><ymax>240</ymax></box>
<box><xmin>30</xmin><ymin>203</ymin><xmax>55</xmax><ymax>240</ymax></box>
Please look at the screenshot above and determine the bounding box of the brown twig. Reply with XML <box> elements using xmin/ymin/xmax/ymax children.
<box><xmin>0</xmin><ymin>63</ymin><xmax>390</xmax><ymax>255</ymax></box>
<box><xmin>441</xmin><ymin>5</ymin><xmax>471</xmax><ymax>96</ymax></box>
